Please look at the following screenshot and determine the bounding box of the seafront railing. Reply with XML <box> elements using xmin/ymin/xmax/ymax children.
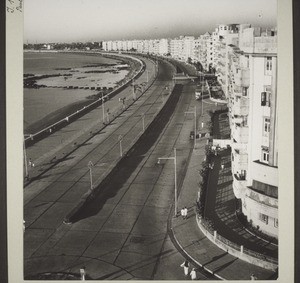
<box><xmin>24</xmin><ymin>52</ymin><xmax>147</xmax><ymax>147</ymax></box>
<box><xmin>196</xmin><ymin>202</ymin><xmax>278</xmax><ymax>271</ymax></box>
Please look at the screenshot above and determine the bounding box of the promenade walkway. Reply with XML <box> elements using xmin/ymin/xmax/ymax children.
<box><xmin>170</xmin><ymin>101</ymin><xmax>278</xmax><ymax>280</ymax></box>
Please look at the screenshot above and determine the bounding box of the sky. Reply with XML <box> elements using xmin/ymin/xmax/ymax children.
<box><xmin>24</xmin><ymin>0</ymin><xmax>277</xmax><ymax>43</ymax></box>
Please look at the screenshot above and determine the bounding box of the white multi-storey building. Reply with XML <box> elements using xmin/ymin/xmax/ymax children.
<box><xmin>182</xmin><ymin>36</ymin><xmax>195</xmax><ymax>61</ymax></box>
<box><xmin>159</xmin><ymin>38</ymin><xmax>169</xmax><ymax>55</ymax></box>
<box><xmin>227</xmin><ymin>27</ymin><xmax>278</xmax><ymax>238</ymax></box>
<box><xmin>170</xmin><ymin>37</ymin><xmax>184</xmax><ymax>60</ymax></box>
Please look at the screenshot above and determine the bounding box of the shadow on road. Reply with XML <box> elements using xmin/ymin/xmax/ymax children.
<box><xmin>69</xmin><ymin>84</ymin><xmax>184</xmax><ymax>223</ymax></box>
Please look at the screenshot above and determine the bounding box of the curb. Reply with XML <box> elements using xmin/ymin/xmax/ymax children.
<box><xmin>168</xmin><ymin>215</ymin><xmax>225</xmax><ymax>280</ymax></box>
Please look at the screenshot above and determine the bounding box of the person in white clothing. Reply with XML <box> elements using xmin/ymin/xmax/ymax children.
<box><xmin>180</xmin><ymin>208</ymin><xmax>185</xmax><ymax>219</ymax></box>
<box><xmin>180</xmin><ymin>260</ymin><xmax>189</xmax><ymax>276</ymax></box>
<box><xmin>183</xmin><ymin>207</ymin><xmax>188</xmax><ymax>219</ymax></box>
<box><xmin>190</xmin><ymin>268</ymin><xmax>196</xmax><ymax>280</ymax></box>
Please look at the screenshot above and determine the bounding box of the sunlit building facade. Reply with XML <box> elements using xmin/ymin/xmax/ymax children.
<box><xmin>227</xmin><ymin>27</ymin><xmax>278</xmax><ymax>238</ymax></box>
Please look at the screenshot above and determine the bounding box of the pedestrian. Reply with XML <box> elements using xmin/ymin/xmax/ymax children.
<box><xmin>28</xmin><ymin>158</ymin><xmax>32</xmax><ymax>167</ymax></box>
<box><xmin>183</xmin><ymin>207</ymin><xmax>188</xmax><ymax>220</ymax></box>
<box><xmin>190</xmin><ymin>268</ymin><xmax>197</xmax><ymax>280</ymax></box>
<box><xmin>80</xmin><ymin>266</ymin><xmax>86</xmax><ymax>280</ymax></box>
<box><xmin>221</xmin><ymin>164</ymin><xmax>224</xmax><ymax>170</ymax></box>
<box><xmin>181</xmin><ymin>208</ymin><xmax>185</xmax><ymax>220</ymax></box>
<box><xmin>180</xmin><ymin>260</ymin><xmax>190</xmax><ymax>276</ymax></box>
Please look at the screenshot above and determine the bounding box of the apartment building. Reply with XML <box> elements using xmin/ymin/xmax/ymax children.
<box><xmin>227</xmin><ymin>27</ymin><xmax>278</xmax><ymax>238</ymax></box>
<box><xmin>159</xmin><ymin>38</ymin><xmax>169</xmax><ymax>55</ymax></box>
<box><xmin>182</xmin><ymin>36</ymin><xmax>195</xmax><ymax>61</ymax></box>
<box><xmin>170</xmin><ymin>37</ymin><xmax>184</xmax><ymax>60</ymax></box>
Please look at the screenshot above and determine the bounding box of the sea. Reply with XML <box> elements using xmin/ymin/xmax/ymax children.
<box><xmin>24</xmin><ymin>52</ymin><xmax>129</xmax><ymax>131</ymax></box>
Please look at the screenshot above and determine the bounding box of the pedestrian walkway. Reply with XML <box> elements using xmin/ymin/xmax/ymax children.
<box><xmin>170</xmin><ymin>105</ymin><xmax>277</xmax><ymax>280</ymax></box>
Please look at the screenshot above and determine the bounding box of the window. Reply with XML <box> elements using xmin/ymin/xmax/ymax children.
<box><xmin>261</xmin><ymin>92</ymin><xmax>267</xmax><ymax>106</ymax></box>
<box><xmin>274</xmin><ymin>218</ymin><xmax>278</xmax><ymax>228</ymax></box>
<box><xmin>261</xmin><ymin>89</ymin><xmax>271</xmax><ymax>107</ymax></box>
<box><xmin>241</xmin><ymin>170</ymin><xmax>246</xmax><ymax>179</ymax></box>
<box><xmin>242</xmin><ymin>87</ymin><xmax>248</xmax><ymax>96</ymax></box>
<box><xmin>265</xmin><ymin>57</ymin><xmax>272</xmax><ymax>75</ymax></box>
<box><xmin>262</xmin><ymin>147</ymin><xmax>269</xmax><ymax>163</ymax></box>
<box><xmin>263</xmin><ymin>117</ymin><xmax>270</xmax><ymax>137</ymax></box>
<box><xmin>260</xmin><ymin>213</ymin><xmax>269</xmax><ymax>224</ymax></box>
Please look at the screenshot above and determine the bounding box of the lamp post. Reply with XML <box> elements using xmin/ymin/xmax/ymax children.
<box><xmin>132</xmin><ymin>79</ymin><xmax>136</xmax><ymax>100</ymax></box>
<box><xmin>157</xmin><ymin>148</ymin><xmax>177</xmax><ymax>217</ymax></box>
<box><xmin>101</xmin><ymin>93</ymin><xmax>105</xmax><ymax>123</ymax></box>
<box><xmin>142</xmin><ymin>114</ymin><xmax>145</xmax><ymax>132</ymax></box>
<box><xmin>88</xmin><ymin>161</ymin><xmax>94</xmax><ymax>191</ymax></box>
<box><xmin>185</xmin><ymin>106</ymin><xmax>197</xmax><ymax>148</ymax></box>
<box><xmin>119</xmin><ymin>135</ymin><xmax>123</xmax><ymax>157</ymax></box>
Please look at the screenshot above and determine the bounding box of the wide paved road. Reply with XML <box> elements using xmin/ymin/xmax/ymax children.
<box><xmin>24</xmin><ymin>58</ymin><xmax>215</xmax><ymax>280</ymax></box>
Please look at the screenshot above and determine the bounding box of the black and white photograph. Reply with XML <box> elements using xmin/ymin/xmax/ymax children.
<box><xmin>3</xmin><ymin>0</ymin><xmax>295</xmax><ymax>281</ymax></box>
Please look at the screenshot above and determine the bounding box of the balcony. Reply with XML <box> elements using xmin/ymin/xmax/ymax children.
<box><xmin>233</xmin><ymin>85</ymin><xmax>242</xmax><ymax>95</ymax></box>
<box><xmin>232</xmin><ymin>125</ymin><xmax>248</xmax><ymax>144</ymax></box>
<box><xmin>233</xmin><ymin>149</ymin><xmax>248</xmax><ymax>165</ymax></box>
<box><xmin>232</xmin><ymin>97</ymin><xmax>249</xmax><ymax>116</ymax></box>
<box><xmin>234</xmin><ymin>68</ymin><xmax>250</xmax><ymax>87</ymax></box>
<box><xmin>250</xmin><ymin>160</ymin><xmax>278</xmax><ymax>187</ymax></box>
<box><xmin>233</xmin><ymin>174</ymin><xmax>247</xmax><ymax>199</ymax></box>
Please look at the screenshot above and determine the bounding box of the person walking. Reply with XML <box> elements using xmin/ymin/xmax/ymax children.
<box><xmin>180</xmin><ymin>260</ymin><xmax>190</xmax><ymax>276</ymax></box>
<box><xmin>180</xmin><ymin>208</ymin><xmax>185</xmax><ymax>220</ymax></box>
<box><xmin>190</xmin><ymin>268</ymin><xmax>197</xmax><ymax>280</ymax></box>
<box><xmin>28</xmin><ymin>158</ymin><xmax>32</xmax><ymax>167</ymax></box>
<box><xmin>183</xmin><ymin>207</ymin><xmax>188</xmax><ymax>220</ymax></box>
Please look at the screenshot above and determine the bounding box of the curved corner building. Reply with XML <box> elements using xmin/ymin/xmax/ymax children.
<box><xmin>228</xmin><ymin>27</ymin><xmax>278</xmax><ymax>238</ymax></box>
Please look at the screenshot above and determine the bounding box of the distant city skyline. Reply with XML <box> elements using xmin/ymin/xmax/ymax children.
<box><xmin>24</xmin><ymin>0</ymin><xmax>277</xmax><ymax>44</ymax></box>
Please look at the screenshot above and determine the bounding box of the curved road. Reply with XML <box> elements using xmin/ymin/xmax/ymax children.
<box><xmin>24</xmin><ymin>57</ymin><xmax>216</xmax><ymax>280</ymax></box>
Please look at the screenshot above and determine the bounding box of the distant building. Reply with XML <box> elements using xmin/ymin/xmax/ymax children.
<box><xmin>159</xmin><ymin>38</ymin><xmax>169</xmax><ymax>55</ymax></box>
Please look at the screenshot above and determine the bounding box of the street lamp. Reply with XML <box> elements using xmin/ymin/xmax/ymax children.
<box><xmin>185</xmin><ymin>106</ymin><xmax>197</xmax><ymax>148</ymax></box>
<box><xmin>88</xmin><ymin>161</ymin><xmax>94</xmax><ymax>191</ymax></box>
<box><xmin>132</xmin><ymin>79</ymin><xmax>136</xmax><ymax>100</ymax></box>
<box><xmin>119</xmin><ymin>135</ymin><xmax>123</xmax><ymax>157</ymax></box>
<box><xmin>201</xmin><ymin>73</ymin><xmax>204</xmax><ymax>116</ymax></box>
<box><xmin>101</xmin><ymin>93</ymin><xmax>105</xmax><ymax>123</ymax></box>
<box><xmin>142</xmin><ymin>114</ymin><xmax>145</xmax><ymax>132</ymax></box>
<box><xmin>157</xmin><ymin>148</ymin><xmax>177</xmax><ymax>217</ymax></box>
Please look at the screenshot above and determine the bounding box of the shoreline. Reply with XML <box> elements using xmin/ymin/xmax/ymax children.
<box><xmin>24</xmin><ymin>97</ymin><xmax>96</xmax><ymax>134</ymax></box>
<box><xmin>24</xmin><ymin>51</ymin><xmax>139</xmax><ymax>134</ymax></box>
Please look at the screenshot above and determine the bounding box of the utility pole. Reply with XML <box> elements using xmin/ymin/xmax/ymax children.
<box><xmin>157</xmin><ymin>148</ymin><xmax>177</xmax><ymax>217</ymax></box>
